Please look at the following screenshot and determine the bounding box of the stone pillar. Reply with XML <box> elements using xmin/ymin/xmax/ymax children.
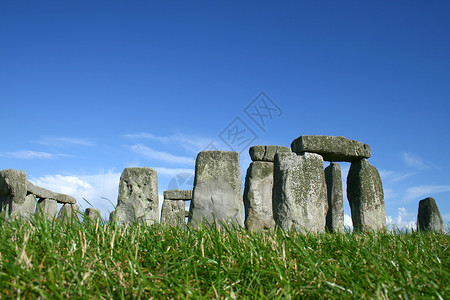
<box><xmin>112</xmin><ymin>167</ymin><xmax>159</xmax><ymax>225</ymax></box>
<box><xmin>161</xmin><ymin>189</ymin><xmax>192</xmax><ymax>227</ymax></box>
<box><xmin>0</xmin><ymin>169</ymin><xmax>28</xmax><ymax>219</ymax></box>
<box><xmin>188</xmin><ymin>151</ymin><xmax>243</xmax><ymax>228</ymax></box>
<box><xmin>325</xmin><ymin>162</ymin><xmax>344</xmax><ymax>232</ymax></box>
<box><xmin>273</xmin><ymin>152</ymin><xmax>328</xmax><ymax>233</ymax></box>
<box><xmin>243</xmin><ymin>145</ymin><xmax>291</xmax><ymax>231</ymax></box>
<box><xmin>347</xmin><ymin>159</ymin><xmax>386</xmax><ymax>231</ymax></box>
<box><xmin>35</xmin><ymin>198</ymin><xmax>58</xmax><ymax>220</ymax></box>
<box><xmin>57</xmin><ymin>203</ymin><xmax>81</xmax><ymax>222</ymax></box>
<box><xmin>417</xmin><ymin>197</ymin><xmax>445</xmax><ymax>233</ymax></box>
<box><xmin>85</xmin><ymin>208</ymin><xmax>101</xmax><ymax>222</ymax></box>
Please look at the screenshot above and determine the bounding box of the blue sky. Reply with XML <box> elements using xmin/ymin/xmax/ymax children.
<box><xmin>1</xmin><ymin>1</ymin><xmax>449</xmax><ymax>229</ymax></box>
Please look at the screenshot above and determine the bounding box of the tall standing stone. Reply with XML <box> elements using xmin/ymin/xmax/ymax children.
<box><xmin>244</xmin><ymin>161</ymin><xmax>275</xmax><ymax>231</ymax></box>
<box><xmin>417</xmin><ymin>197</ymin><xmax>445</xmax><ymax>233</ymax></box>
<box><xmin>161</xmin><ymin>189</ymin><xmax>192</xmax><ymax>227</ymax></box>
<box><xmin>273</xmin><ymin>152</ymin><xmax>328</xmax><ymax>232</ymax></box>
<box><xmin>57</xmin><ymin>203</ymin><xmax>81</xmax><ymax>222</ymax></box>
<box><xmin>35</xmin><ymin>198</ymin><xmax>58</xmax><ymax>220</ymax></box>
<box><xmin>188</xmin><ymin>151</ymin><xmax>243</xmax><ymax>228</ymax></box>
<box><xmin>325</xmin><ymin>162</ymin><xmax>344</xmax><ymax>232</ymax></box>
<box><xmin>347</xmin><ymin>159</ymin><xmax>386</xmax><ymax>231</ymax></box>
<box><xmin>0</xmin><ymin>169</ymin><xmax>28</xmax><ymax>219</ymax></box>
<box><xmin>112</xmin><ymin>167</ymin><xmax>159</xmax><ymax>225</ymax></box>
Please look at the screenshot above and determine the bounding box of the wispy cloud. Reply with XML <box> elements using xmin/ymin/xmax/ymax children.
<box><xmin>130</xmin><ymin>144</ymin><xmax>195</xmax><ymax>165</ymax></box>
<box><xmin>36</xmin><ymin>136</ymin><xmax>95</xmax><ymax>147</ymax></box>
<box><xmin>0</xmin><ymin>150</ymin><xmax>69</xmax><ymax>159</ymax></box>
<box><xmin>401</xmin><ymin>152</ymin><xmax>438</xmax><ymax>170</ymax></box>
<box><xmin>379</xmin><ymin>169</ymin><xmax>416</xmax><ymax>183</ymax></box>
<box><xmin>386</xmin><ymin>207</ymin><xmax>416</xmax><ymax>231</ymax></box>
<box><xmin>404</xmin><ymin>185</ymin><xmax>450</xmax><ymax>202</ymax></box>
<box><xmin>122</xmin><ymin>133</ymin><xmax>170</xmax><ymax>143</ymax></box>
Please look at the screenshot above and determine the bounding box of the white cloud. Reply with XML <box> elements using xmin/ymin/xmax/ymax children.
<box><xmin>0</xmin><ymin>150</ymin><xmax>69</xmax><ymax>159</ymax></box>
<box><xmin>401</xmin><ymin>152</ymin><xmax>438</xmax><ymax>170</ymax></box>
<box><xmin>344</xmin><ymin>213</ymin><xmax>353</xmax><ymax>229</ymax></box>
<box><xmin>36</xmin><ymin>136</ymin><xmax>95</xmax><ymax>147</ymax></box>
<box><xmin>379</xmin><ymin>169</ymin><xmax>416</xmax><ymax>183</ymax></box>
<box><xmin>404</xmin><ymin>185</ymin><xmax>450</xmax><ymax>202</ymax></box>
<box><xmin>386</xmin><ymin>207</ymin><xmax>416</xmax><ymax>231</ymax></box>
<box><xmin>130</xmin><ymin>144</ymin><xmax>195</xmax><ymax>165</ymax></box>
<box><xmin>30</xmin><ymin>170</ymin><xmax>121</xmax><ymax>219</ymax></box>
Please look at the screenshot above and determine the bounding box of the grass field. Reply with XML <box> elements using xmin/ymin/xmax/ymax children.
<box><xmin>0</xmin><ymin>216</ymin><xmax>448</xmax><ymax>299</ymax></box>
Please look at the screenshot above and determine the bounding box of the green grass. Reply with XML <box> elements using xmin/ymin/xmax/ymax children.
<box><xmin>0</xmin><ymin>216</ymin><xmax>448</xmax><ymax>299</ymax></box>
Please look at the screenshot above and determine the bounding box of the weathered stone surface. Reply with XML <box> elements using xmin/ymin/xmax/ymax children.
<box><xmin>291</xmin><ymin>135</ymin><xmax>371</xmax><ymax>162</ymax></box>
<box><xmin>35</xmin><ymin>198</ymin><xmax>57</xmax><ymax>219</ymax></box>
<box><xmin>57</xmin><ymin>203</ymin><xmax>80</xmax><ymax>222</ymax></box>
<box><xmin>417</xmin><ymin>197</ymin><xmax>445</xmax><ymax>233</ymax></box>
<box><xmin>113</xmin><ymin>167</ymin><xmax>159</xmax><ymax>225</ymax></box>
<box><xmin>325</xmin><ymin>163</ymin><xmax>344</xmax><ymax>232</ymax></box>
<box><xmin>273</xmin><ymin>152</ymin><xmax>328</xmax><ymax>232</ymax></box>
<box><xmin>10</xmin><ymin>194</ymin><xmax>36</xmax><ymax>219</ymax></box>
<box><xmin>85</xmin><ymin>208</ymin><xmax>101</xmax><ymax>221</ymax></box>
<box><xmin>188</xmin><ymin>151</ymin><xmax>243</xmax><ymax>228</ymax></box>
<box><xmin>0</xmin><ymin>169</ymin><xmax>28</xmax><ymax>218</ymax></box>
<box><xmin>161</xmin><ymin>199</ymin><xmax>185</xmax><ymax>227</ymax></box>
<box><xmin>249</xmin><ymin>145</ymin><xmax>291</xmax><ymax>162</ymax></box>
<box><xmin>27</xmin><ymin>181</ymin><xmax>77</xmax><ymax>204</ymax></box>
<box><xmin>243</xmin><ymin>161</ymin><xmax>275</xmax><ymax>231</ymax></box>
<box><xmin>347</xmin><ymin>159</ymin><xmax>386</xmax><ymax>231</ymax></box>
<box><xmin>164</xmin><ymin>189</ymin><xmax>192</xmax><ymax>200</ymax></box>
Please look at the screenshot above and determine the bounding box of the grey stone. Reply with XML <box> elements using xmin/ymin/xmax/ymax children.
<box><xmin>243</xmin><ymin>161</ymin><xmax>275</xmax><ymax>231</ymax></box>
<box><xmin>161</xmin><ymin>199</ymin><xmax>185</xmax><ymax>227</ymax></box>
<box><xmin>188</xmin><ymin>151</ymin><xmax>243</xmax><ymax>228</ymax></box>
<box><xmin>10</xmin><ymin>194</ymin><xmax>36</xmax><ymax>220</ymax></box>
<box><xmin>291</xmin><ymin>135</ymin><xmax>371</xmax><ymax>162</ymax></box>
<box><xmin>249</xmin><ymin>145</ymin><xmax>291</xmax><ymax>162</ymax></box>
<box><xmin>417</xmin><ymin>197</ymin><xmax>445</xmax><ymax>233</ymax></box>
<box><xmin>164</xmin><ymin>189</ymin><xmax>192</xmax><ymax>200</ymax></box>
<box><xmin>57</xmin><ymin>203</ymin><xmax>81</xmax><ymax>222</ymax></box>
<box><xmin>27</xmin><ymin>181</ymin><xmax>77</xmax><ymax>204</ymax></box>
<box><xmin>273</xmin><ymin>152</ymin><xmax>328</xmax><ymax>232</ymax></box>
<box><xmin>347</xmin><ymin>159</ymin><xmax>386</xmax><ymax>231</ymax></box>
<box><xmin>114</xmin><ymin>167</ymin><xmax>159</xmax><ymax>225</ymax></box>
<box><xmin>85</xmin><ymin>208</ymin><xmax>101</xmax><ymax>222</ymax></box>
<box><xmin>35</xmin><ymin>198</ymin><xmax>57</xmax><ymax>220</ymax></box>
<box><xmin>0</xmin><ymin>169</ymin><xmax>28</xmax><ymax>219</ymax></box>
<box><xmin>325</xmin><ymin>163</ymin><xmax>344</xmax><ymax>232</ymax></box>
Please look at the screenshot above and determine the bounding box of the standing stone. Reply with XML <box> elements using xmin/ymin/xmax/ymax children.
<box><xmin>273</xmin><ymin>152</ymin><xmax>328</xmax><ymax>232</ymax></box>
<box><xmin>291</xmin><ymin>135</ymin><xmax>371</xmax><ymax>162</ymax></box>
<box><xmin>57</xmin><ymin>203</ymin><xmax>81</xmax><ymax>222</ymax></box>
<box><xmin>161</xmin><ymin>200</ymin><xmax>186</xmax><ymax>227</ymax></box>
<box><xmin>0</xmin><ymin>169</ymin><xmax>28</xmax><ymax>219</ymax></box>
<box><xmin>112</xmin><ymin>167</ymin><xmax>159</xmax><ymax>225</ymax></box>
<box><xmin>417</xmin><ymin>197</ymin><xmax>445</xmax><ymax>233</ymax></box>
<box><xmin>35</xmin><ymin>198</ymin><xmax>58</xmax><ymax>220</ymax></box>
<box><xmin>85</xmin><ymin>208</ymin><xmax>101</xmax><ymax>222</ymax></box>
<box><xmin>243</xmin><ymin>161</ymin><xmax>275</xmax><ymax>231</ymax></box>
<box><xmin>188</xmin><ymin>151</ymin><xmax>243</xmax><ymax>228</ymax></box>
<box><xmin>347</xmin><ymin>159</ymin><xmax>386</xmax><ymax>231</ymax></box>
<box><xmin>10</xmin><ymin>194</ymin><xmax>36</xmax><ymax>219</ymax></box>
<box><xmin>325</xmin><ymin>162</ymin><xmax>344</xmax><ymax>232</ymax></box>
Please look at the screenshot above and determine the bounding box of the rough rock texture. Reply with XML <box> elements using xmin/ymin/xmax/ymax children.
<box><xmin>57</xmin><ymin>204</ymin><xmax>80</xmax><ymax>222</ymax></box>
<box><xmin>417</xmin><ymin>197</ymin><xmax>445</xmax><ymax>233</ymax></box>
<box><xmin>325</xmin><ymin>163</ymin><xmax>344</xmax><ymax>232</ymax></box>
<box><xmin>27</xmin><ymin>181</ymin><xmax>77</xmax><ymax>204</ymax></box>
<box><xmin>0</xmin><ymin>169</ymin><xmax>28</xmax><ymax>218</ymax></box>
<box><xmin>161</xmin><ymin>199</ymin><xmax>186</xmax><ymax>227</ymax></box>
<box><xmin>249</xmin><ymin>145</ymin><xmax>291</xmax><ymax>162</ymax></box>
<box><xmin>347</xmin><ymin>159</ymin><xmax>386</xmax><ymax>231</ymax></box>
<box><xmin>9</xmin><ymin>194</ymin><xmax>36</xmax><ymax>219</ymax></box>
<box><xmin>113</xmin><ymin>167</ymin><xmax>159</xmax><ymax>225</ymax></box>
<box><xmin>164</xmin><ymin>189</ymin><xmax>192</xmax><ymax>200</ymax></box>
<box><xmin>188</xmin><ymin>151</ymin><xmax>243</xmax><ymax>228</ymax></box>
<box><xmin>273</xmin><ymin>152</ymin><xmax>328</xmax><ymax>232</ymax></box>
<box><xmin>85</xmin><ymin>208</ymin><xmax>101</xmax><ymax>221</ymax></box>
<box><xmin>35</xmin><ymin>198</ymin><xmax>57</xmax><ymax>219</ymax></box>
<box><xmin>291</xmin><ymin>135</ymin><xmax>371</xmax><ymax>162</ymax></box>
<box><xmin>243</xmin><ymin>161</ymin><xmax>275</xmax><ymax>231</ymax></box>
